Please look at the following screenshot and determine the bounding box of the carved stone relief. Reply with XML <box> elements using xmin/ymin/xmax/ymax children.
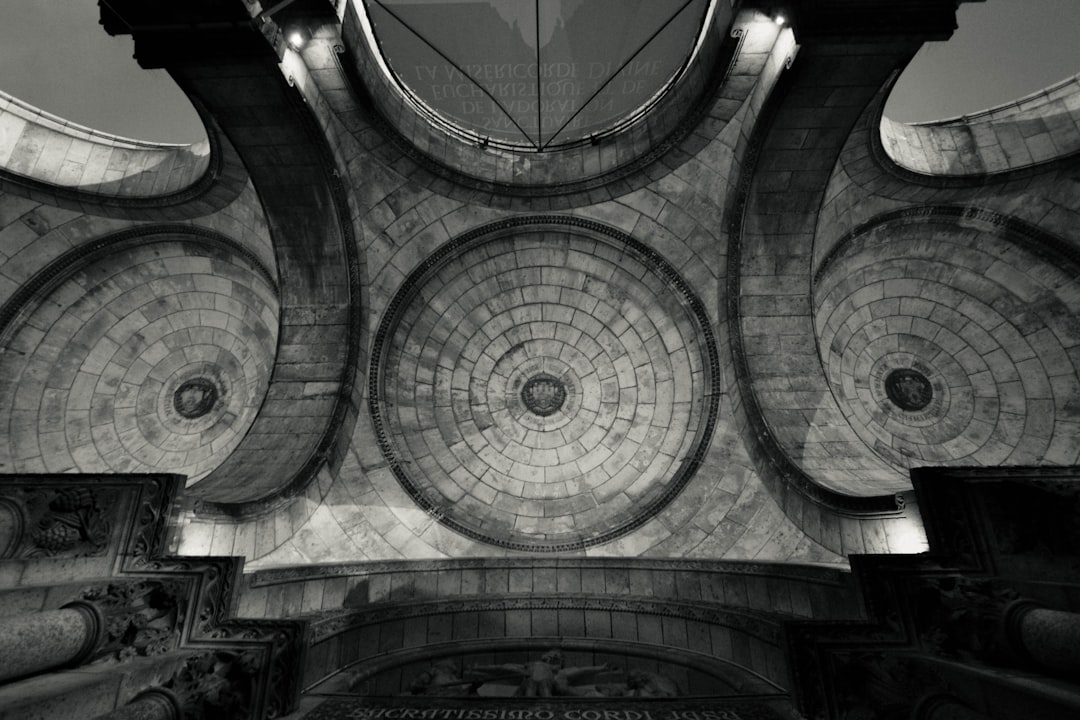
<box><xmin>80</xmin><ymin>580</ymin><xmax>186</xmax><ymax>662</ymax></box>
<box><xmin>0</xmin><ymin>486</ymin><xmax>115</xmax><ymax>558</ymax></box>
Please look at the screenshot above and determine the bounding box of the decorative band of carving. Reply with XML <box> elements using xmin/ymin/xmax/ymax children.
<box><xmin>369</xmin><ymin>215</ymin><xmax>721</xmax><ymax>551</ymax></box>
<box><xmin>322</xmin><ymin>637</ymin><xmax>784</xmax><ymax>697</ymax></box>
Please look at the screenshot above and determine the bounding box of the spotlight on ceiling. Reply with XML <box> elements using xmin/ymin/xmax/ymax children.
<box><xmin>286</xmin><ymin>27</ymin><xmax>309</xmax><ymax>50</ymax></box>
<box><xmin>774</xmin><ymin>13</ymin><xmax>786</xmax><ymax>26</ymax></box>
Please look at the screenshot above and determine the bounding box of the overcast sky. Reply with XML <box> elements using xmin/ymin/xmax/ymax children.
<box><xmin>0</xmin><ymin>0</ymin><xmax>1078</xmax><ymax>143</ymax></box>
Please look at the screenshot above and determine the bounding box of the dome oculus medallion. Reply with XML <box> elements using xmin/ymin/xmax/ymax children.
<box><xmin>173</xmin><ymin>378</ymin><xmax>221</xmax><ymax>419</ymax></box>
<box><xmin>884</xmin><ymin>368</ymin><xmax>934</xmax><ymax>412</ymax></box>
<box><xmin>371</xmin><ymin>218</ymin><xmax>718</xmax><ymax>551</ymax></box>
<box><xmin>520</xmin><ymin>373</ymin><xmax>568</xmax><ymax>417</ymax></box>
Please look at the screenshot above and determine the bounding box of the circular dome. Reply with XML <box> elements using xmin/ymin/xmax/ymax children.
<box><xmin>0</xmin><ymin>238</ymin><xmax>278</xmax><ymax>482</ymax></box>
<box><xmin>371</xmin><ymin>218</ymin><xmax>718</xmax><ymax>551</ymax></box>
<box><xmin>815</xmin><ymin>215</ymin><xmax>1080</xmax><ymax>471</ymax></box>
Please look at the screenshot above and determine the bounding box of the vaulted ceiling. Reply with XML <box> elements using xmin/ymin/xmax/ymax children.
<box><xmin>1</xmin><ymin>0</ymin><xmax>1078</xmax><ymax>569</ymax></box>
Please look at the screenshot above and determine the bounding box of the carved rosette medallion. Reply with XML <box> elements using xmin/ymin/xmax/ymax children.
<box><xmin>520</xmin><ymin>373</ymin><xmax>567</xmax><ymax>417</ymax></box>
<box><xmin>174</xmin><ymin>378</ymin><xmax>220</xmax><ymax>419</ymax></box>
<box><xmin>885</xmin><ymin>369</ymin><xmax>934</xmax><ymax>412</ymax></box>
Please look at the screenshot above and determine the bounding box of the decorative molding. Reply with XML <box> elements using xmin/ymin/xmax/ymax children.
<box><xmin>17</xmin><ymin>487</ymin><xmax>113</xmax><ymax>558</ymax></box>
<box><xmin>166</xmin><ymin>650</ymin><xmax>262</xmax><ymax>720</ymax></box>
<box><xmin>80</xmin><ymin>580</ymin><xmax>188</xmax><ymax>662</ymax></box>
<box><xmin>305</xmin><ymin>697</ymin><xmax>793</xmax><ymax>720</ymax></box>
<box><xmin>0</xmin><ymin>476</ymin><xmax>181</xmax><ymax>562</ymax></box>
<box><xmin>368</xmin><ymin>216</ymin><xmax>720</xmax><ymax>551</ymax></box>
<box><xmin>248</xmin><ymin>556</ymin><xmax>849</xmax><ymax>588</ymax></box>
<box><xmin>914</xmin><ymin>575</ymin><xmax>1019</xmax><ymax>662</ymax></box>
<box><xmin>0</xmin><ymin>474</ymin><xmax>308</xmax><ymax>720</ymax></box>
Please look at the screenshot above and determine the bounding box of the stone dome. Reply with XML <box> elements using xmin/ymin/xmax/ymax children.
<box><xmin>371</xmin><ymin>218</ymin><xmax>718</xmax><ymax>551</ymax></box>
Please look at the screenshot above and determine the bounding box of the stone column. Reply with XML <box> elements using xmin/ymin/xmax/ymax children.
<box><xmin>914</xmin><ymin>694</ymin><xmax>990</xmax><ymax>720</ymax></box>
<box><xmin>0</xmin><ymin>600</ymin><xmax>103</xmax><ymax>682</ymax></box>
<box><xmin>91</xmin><ymin>689</ymin><xmax>182</xmax><ymax>720</ymax></box>
<box><xmin>1006</xmin><ymin>601</ymin><xmax>1080</xmax><ymax>677</ymax></box>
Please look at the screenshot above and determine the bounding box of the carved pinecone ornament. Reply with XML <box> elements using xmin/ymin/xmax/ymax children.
<box><xmin>32</xmin><ymin>519</ymin><xmax>80</xmax><ymax>552</ymax></box>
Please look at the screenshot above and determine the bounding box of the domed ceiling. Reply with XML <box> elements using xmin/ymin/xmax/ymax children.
<box><xmin>815</xmin><ymin>215</ymin><xmax>1080</xmax><ymax>472</ymax></box>
<box><xmin>371</xmin><ymin>219</ymin><xmax>718</xmax><ymax>551</ymax></box>
<box><xmin>0</xmin><ymin>237</ymin><xmax>278</xmax><ymax>482</ymax></box>
<box><xmin>363</xmin><ymin>0</ymin><xmax>711</xmax><ymax>148</ymax></box>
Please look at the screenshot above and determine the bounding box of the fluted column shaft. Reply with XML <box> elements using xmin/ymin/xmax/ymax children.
<box><xmin>0</xmin><ymin>601</ymin><xmax>102</xmax><ymax>682</ymax></box>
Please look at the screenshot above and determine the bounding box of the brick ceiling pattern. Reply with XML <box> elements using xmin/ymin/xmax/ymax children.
<box><xmin>377</xmin><ymin>230</ymin><xmax>712</xmax><ymax>550</ymax></box>
<box><xmin>815</xmin><ymin>221</ymin><xmax>1080</xmax><ymax>471</ymax></box>
<box><xmin>0</xmin><ymin>241</ymin><xmax>278</xmax><ymax>481</ymax></box>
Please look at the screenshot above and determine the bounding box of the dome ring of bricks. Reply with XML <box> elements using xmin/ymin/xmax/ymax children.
<box><xmin>0</xmin><ymin>234</ymin><xmax>278</xmax><ymax>483</ymax></box>
<box><xmin>370</xmin><ymin>216</ymin><xmax>719</xmax><ymax>551</ymax></box>
<box><xmin>815</xmin><ymin>211</ymin><xmax>1080</xmax><ymax>473</ymax></box>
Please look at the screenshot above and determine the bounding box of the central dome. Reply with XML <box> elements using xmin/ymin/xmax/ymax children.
<box><xmin>362</xmin><ymin>0</ymin><xmax>711</xmax><ymax>148</ymax></box>
<box><xmin>371</xmin><ymin>218</ymin><xmax>717</xmax><ymax>551</ymax></box>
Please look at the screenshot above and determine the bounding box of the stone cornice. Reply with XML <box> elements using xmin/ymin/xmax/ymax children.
<box><xmin>249</xmin><ymin>556</ymin><xmax>849</xmax><ymax>588</ymax></box>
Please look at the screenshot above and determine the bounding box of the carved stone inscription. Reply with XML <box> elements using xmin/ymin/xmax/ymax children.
<box><xmin>306</xmin><ymin>700</ymin><xmax>786</xmax><ymax>720</ymax></box>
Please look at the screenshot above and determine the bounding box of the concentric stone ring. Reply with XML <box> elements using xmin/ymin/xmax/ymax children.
<box><xmin>0</xmin><ymin>238</ymin><xmax>278</xmax><ymax>483</ymax></box>
<box><xmin>371</xmin><ymin>218</ymin><xmax>718</xmax><ymax>551</ymax></box>
<box><xmin>815</xmin><ymin>216</ymin><xmax>1080</xmax><ymax>473</ymax></box>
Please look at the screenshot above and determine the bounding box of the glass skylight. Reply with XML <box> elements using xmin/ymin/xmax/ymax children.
<box><xmin>363</xmin><ymin>0</ymin><xmax>711</xmax><ymax>149</ymax></box>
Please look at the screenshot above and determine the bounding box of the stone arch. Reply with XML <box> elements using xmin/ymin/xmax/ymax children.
<box><xmin>0</xmin><ymin>91</ymin><xmax>248</xmax><ymax>220</ymax></box>
<box><xmin>876</xmin><ymin>72</ymin><xmax>1080</xmax><ymax>179</ymax></box>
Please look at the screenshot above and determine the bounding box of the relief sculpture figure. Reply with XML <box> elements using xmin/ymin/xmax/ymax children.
<box><xmin>409</xmin><ymin>661</ymin><xmax>479</xmax><ymax>696</ymax></box>
<box><xmin>466</xmin><ymin>650</ymin><xmax>617</xmax><ymax>697</ymax></box>
<box><xmin>627</xmin><ymin>669</ymin><xmax>680</xmax><ymax>697</ymax></box>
